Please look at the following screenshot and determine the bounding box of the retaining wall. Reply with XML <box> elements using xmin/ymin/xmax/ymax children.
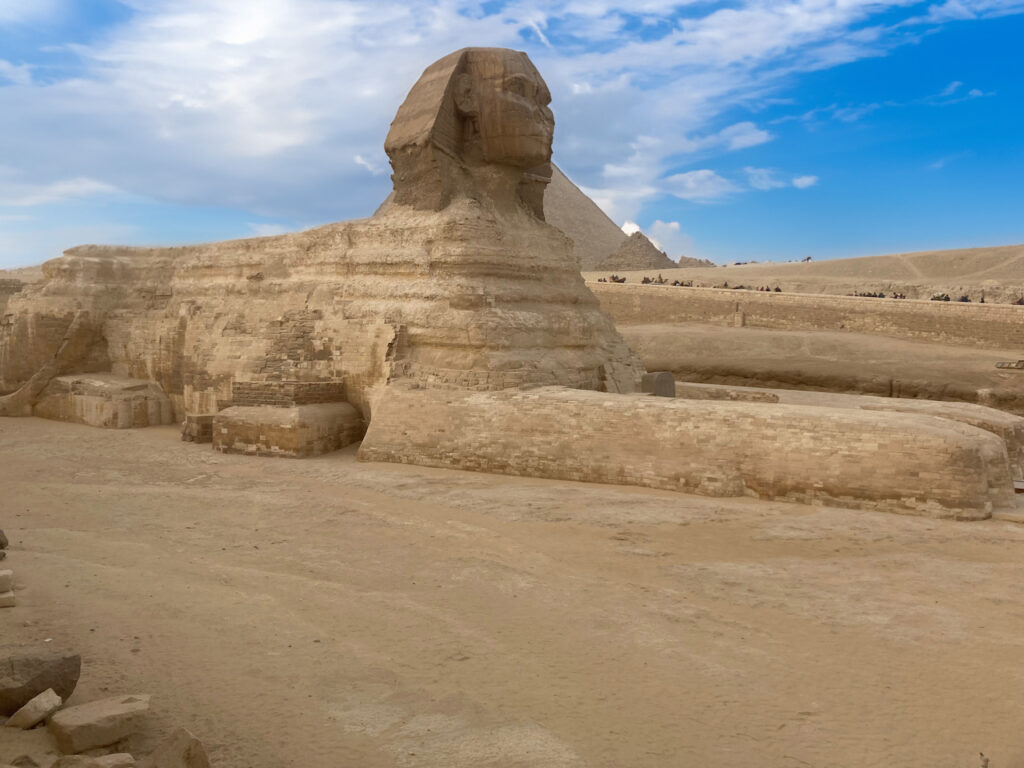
<box><xmin>590</xmin><ymin>283</ymin><xmax>1024</xmax><ymax>349</ymax></box>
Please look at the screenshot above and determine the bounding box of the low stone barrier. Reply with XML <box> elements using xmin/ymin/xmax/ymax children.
<box><xmin>360</xmin><ymin>384</ymin><xmax>1017</xmax><ymax>520</ymax></box>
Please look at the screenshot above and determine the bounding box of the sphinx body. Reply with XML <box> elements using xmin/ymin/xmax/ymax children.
<box><xmin>0</xmin><ymin>48</ymin><xmax>643</xmax><ymax>422</ymax></box>
<box><xmin>0</xmin><ymin>47</ymin><xmax>1019</xmax><ymax>519</ymax></box>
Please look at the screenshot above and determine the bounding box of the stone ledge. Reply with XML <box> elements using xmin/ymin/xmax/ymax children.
<box><xmin>213</xmin><ymin>403</ymin><xmax>363</xmax><ymax>458</ymax></box>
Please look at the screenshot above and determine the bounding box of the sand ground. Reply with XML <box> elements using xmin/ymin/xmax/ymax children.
<box><xmin>3</xmin><ymin>418</ymin><xmax>1024</xmax><ymax>768</ymax></box>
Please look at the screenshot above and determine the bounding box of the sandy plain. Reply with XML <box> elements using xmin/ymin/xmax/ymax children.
<box><xmin>583</xmin><ymin>243</ymin><xmax>1024</xmax><ymax>303</ymax></box>
<box><xmin>3</xmin><ymin>417</ymin><xmax>1024</xmax><ymax>768</ymax></box>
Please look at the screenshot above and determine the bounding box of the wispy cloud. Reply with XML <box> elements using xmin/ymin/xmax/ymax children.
<box><xmin>0</xmin><ymin>0</ymin><xmax>1021</xmax><ymax>263</ymax></box>
<box><xmin>0</xmin><ymin>177</ymin><xmax>119</xmax><ymax>207</ymax></box>
<box><xmin>665</xmin><ymin>170</ymin><xmax>738</xmax><ymax>202</ymax></box>
<box><xmin>744</xmin><ymin>168</ymin><xmax>818</xmax><ymax>191</ymax></box>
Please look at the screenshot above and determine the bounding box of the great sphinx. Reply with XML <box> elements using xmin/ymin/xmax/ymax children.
<box><xmin>0</xmin><ymin>48</ymin><xmax>1019</xmax><ymax>519</ymax></box>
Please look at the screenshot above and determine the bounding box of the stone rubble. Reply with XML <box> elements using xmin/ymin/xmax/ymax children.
<box><xmin>4</xmin><ymin>690</ymin><xmax>62</xmax><ymax>730</ymax></box>
<box><xmin>137</xmin><ymin>729</ymin><xmax>209</xmax><ymax>768</ymax></box>
<box><xmin>0</xmin><ymin>650</ymin><xmax>81</xmax><ymax>717</ymax></box>
<box><xmin>48</xmin><ymin>695</ymin><xmax>150</xmax><ymax>754</ymax></box>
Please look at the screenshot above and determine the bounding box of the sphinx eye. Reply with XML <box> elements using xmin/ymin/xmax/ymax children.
<box><xmin>504</xmin><ymin>76</ymin><xmax>531</xmax><ymax>97</ymax></box>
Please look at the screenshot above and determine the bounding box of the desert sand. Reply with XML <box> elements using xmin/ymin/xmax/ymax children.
<box><xmin>3</xmin><ymin>417</ymin><xmax>1024</xmax><ymax>768</ymax></box>
<box><xmin>584</xmin><ymin>243</ymin><xmax>1024</xmax><ymax>303</ymax></box>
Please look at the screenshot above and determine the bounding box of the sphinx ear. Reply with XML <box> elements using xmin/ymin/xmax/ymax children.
<box><xmin>453</xmin><ymin>73</ymin><xmax>477</xmax><ymax>116</ymax></box>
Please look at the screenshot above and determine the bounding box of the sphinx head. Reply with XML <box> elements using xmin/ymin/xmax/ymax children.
<box><xmin>384</xmin><ymin>48</ymin><xmax>554</xmax><ymax>217</ymax></box>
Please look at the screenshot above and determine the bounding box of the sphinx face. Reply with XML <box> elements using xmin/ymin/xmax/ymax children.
<box><xmin>466</xmin><ymin>52</ymin><xmax>554</xmax><ymax>169</ymax></box>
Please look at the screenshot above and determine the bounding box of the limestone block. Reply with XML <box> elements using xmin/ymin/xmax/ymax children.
<box><xmin>92</xmin><ymin>755</ymin><xmax>135</xmax><ymax>768</ymax></box>
<box><xmin>0</xmin><ymin>572</ymin><xmax>11</xmax><ymax>592</ymax></box>
<box><xmin>0</xmin><ymin>649</ymin><xmax>81</xmax><ymax>717</ymax></box>
<box><xmin>5</xmin><ymin>689</ymin><xmax>62</xmax><ymax>730</ymax></box>
<box><xmin>0</xmin><ymin>593</ymin><xmax>13</xmax><ymax>609</ymax></box>
<box><xmin>179</xmin><ymin>415</ymin><xmax>214</xmax><ymax>444</ymax></box>
<box><xmin>47</xmin><ymin>695</ymin><xmax>150</xmax><ymax>754</ymax></box>
<box><xmin>213</xmin><ymin>403</ymin><xmax>363</xmax><ymax>458</ymax></box>
<box><xmin>53</xmin><ymin>758</ymin><xmax>134</xmax><ymax>768</ymax></box>
<box><xmin>137</xmin><ymin>728</ymin><xmax>209</xmax><ymax>768</ymax></box>
<box><xmin>641</xmin><ymin>372</ymin><xmax>675</xmax><ymax>398</ymax></box>
<box><xmin>33</xmin><ymin>376</ymin><xmax>173</xmax><ymax>430</ymax></box>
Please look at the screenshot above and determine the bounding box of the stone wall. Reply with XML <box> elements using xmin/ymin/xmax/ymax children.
<box><xmin>230</xmin><ymin>380</ymin><xmax>347</xmax><ymax>408</ymax></box>
<box><xmin>213</xmin><ymin>403</ymin><xmax>364</xmax><ymax>458</ymax></box>
<box><xmin>32</xmin><ymin>374</ymin><xmax>174</xmax><ymax>429</ymax></box>
<box><xmin>359</xmin><ymin>384</ymin><xmax>1017</xmax><ymax>520</ymax></box>
<box><xmin>0</xmin><ymin>279</ymin><xmax>23</xmax><ymax>315</ymax></box>
<box><xmin>590</xmin><ymin>283</ymin><xmax>1024</xmax><ymax>350</ymax></box>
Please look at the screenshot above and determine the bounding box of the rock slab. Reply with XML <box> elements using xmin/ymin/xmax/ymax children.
<box><xmin>0</xmin><ymin>593</ymin><xmax>13</xmax><ymax>609</ymax></box>
<box><xmin>0</xmin><ymin>572</ymin><xmax>11</xmax><ymax>592</ymax></box>
<box><xmin>138</xmin><ymin>729</ymin><xmax>209</xmax><ymax>768</ymax></box>
<box><xmin>0</xmin><ymin>650</ymin><xmax>81</xmax><ymax>717</ymax></box>
<box><xmin>5</xmin><ymin>690</ymin><xmax>62</xmax><ymax>730</ymax></box>
<box><xmin>48</xmin><ymin>695</ymin><xmax>149</xmax><ymax>754</ymax></box>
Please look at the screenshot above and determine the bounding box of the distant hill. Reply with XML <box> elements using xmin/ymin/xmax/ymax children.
<box><xmin>543</xmin><ymin>165</ymin><xmax>626</xmax><ymax>270</ymax></box>
<box><xmin>597</xmin><ymin>232</ymin><xmax>675</xmax><ymax>271</ymax></box>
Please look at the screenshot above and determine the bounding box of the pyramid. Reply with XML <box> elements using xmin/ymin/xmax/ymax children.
<box><xmin>597</xmin><ymin>232</ymin><xmax>676</xmax><ymax>271</ymax></box>
<box><xmin>543</xmin><ymin>166</ymin><xmax>627</xmax><ymax>270</ymax></box>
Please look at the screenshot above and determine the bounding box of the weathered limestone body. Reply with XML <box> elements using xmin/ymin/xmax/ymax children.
<box><xmin>0</xmin><ymin>50</ymin><xmax>641</xmax><ymax>428</ymax></box>
<box><xmin>360</xmin><ymin>384</ymin><xmax>1019</xmax><ymax>520</ymax></box>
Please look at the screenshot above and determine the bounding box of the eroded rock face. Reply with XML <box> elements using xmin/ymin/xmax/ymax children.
<box><xmin>0</xmin><ymin>48</ymin><xmax>642</xmax><ymax>421</ymax></box>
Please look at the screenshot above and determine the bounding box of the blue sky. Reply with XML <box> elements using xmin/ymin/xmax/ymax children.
<box><xmin>0</xmin><ymin>0</ymin><xmax>1022</xmax><ymax>267</ymax></box>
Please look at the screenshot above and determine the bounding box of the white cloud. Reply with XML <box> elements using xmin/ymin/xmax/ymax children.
<box><xmin>0</xmin><ymin>0</ymin><xmax>63</xmax><ymax>25</ymax></box>
<box><xmin>0</xmin><ymin>60</ymin><xmax>33</xmax><ymax>86</ymax></box>
<box><xmin>621</xmin><ymin>220</ymin><xmax>642</xmax><ymax>236</ymax></box>
<box><xmin>745</xmin><ymin>166</ymin><xmax>788</xmax><ymax>191</ymax></box>
<box><xmin>664</xmin><ymin>170</ymin><xmax>738</xmax><ymax>202</ymax></box>
<box><xmin>744</xmin><ymin>167</ymin><xmax>818</xmax><ymax>190</ymax></box>
<box><xmin>0</xmin><ymin>0</ymin><xmax>1020</xmax><ymax>264</ymax></box>
<box><xmin>0</xmin><ymin>177</ymin><xmax>119</xmax><ymax>206</ymax></box>
<box><xmin>649</xmin><ymin>219</ymin><xmax>696</xmax><ymax>258</ymax></box>
<box><xmin>354</xmin><ymin>154</ymin><xmax>386</xmax><ymax>175</ymax></box>
<box><xmin>247</xmin><ymin>222</ymin><xmax>289</xmax><ymax>237</ymax></box>
<box><xmin>940</xmin><ymin>80</ymin><xmax>963</xmax><ymax>96</ymax></box>
<box><xmin>719</xmin><ymin>122</ymin><xmax>773</xmax><ymax>150</ymax></box>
